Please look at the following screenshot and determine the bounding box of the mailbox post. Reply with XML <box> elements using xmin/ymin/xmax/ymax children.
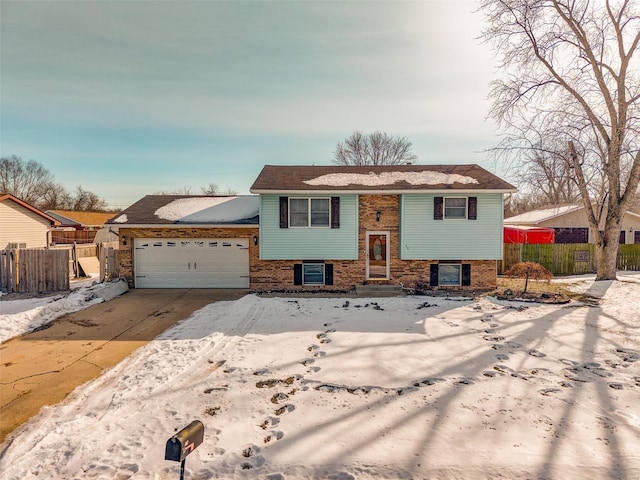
<box><xmin>165</xmin><ymin>420</ymin><xmax>204</xmax><ymax>480</ymax></box>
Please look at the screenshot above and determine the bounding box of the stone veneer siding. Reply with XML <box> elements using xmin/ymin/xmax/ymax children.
<box><xmin>251</xmin><ymin>195</ymin><xmax>498</xmax><ymax>292</ymax></box>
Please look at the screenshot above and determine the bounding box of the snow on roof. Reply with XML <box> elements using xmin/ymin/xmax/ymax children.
<box><xmin>111</xmin><ymin>214</ymin><xmax>128</xmax><ymax>224</ymax></box>
<box><xmin>303</xmin><ymin>171</ymin><xmax>479</xmax><ymax>187</ymax></box>
<box><xmin>504</xmin><ymin>205</ymin><xmax>582</xmax><ymax>225</ymax></box>
<box><xmin>154</xmin><ymin>196</ymin><xmax>259</xmax><ymax>223</ymax></box>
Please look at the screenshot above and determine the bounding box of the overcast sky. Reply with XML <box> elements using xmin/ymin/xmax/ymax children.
<box><xmin>1</xmin><ymin>0</ymin><xmax>500</xmax><ymax>209</ymax></box>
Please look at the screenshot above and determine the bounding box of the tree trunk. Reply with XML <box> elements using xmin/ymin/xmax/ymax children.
<box><xmin>595</xmin><ymin>218</ymin><xmax>621</xmax><ymax>281</ymax></box>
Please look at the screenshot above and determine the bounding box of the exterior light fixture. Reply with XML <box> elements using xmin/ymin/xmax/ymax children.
<box><xmin>253</xmin><ymin>235</ymin><xmax>258</xmax><ymax>245</ymax></box>
<box><xmin>376</xmin><ymin>211</ymin><xmax>381</xmax><ymax>222</ymax></box>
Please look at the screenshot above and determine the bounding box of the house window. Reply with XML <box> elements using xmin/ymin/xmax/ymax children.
<box><xmin>438</xmin><ymin>264</ymin><xmax>461</xmax><ymax>286</ymax></box>
<box><xmin>444</xmin><ymin>198</ymin><xmax>467</xmax><ymax>219</ymax></box>
<box><xmin>434</xmin><ymin>197</ymin><xmax>477</xmax><ymax>220</ymax></box>
<box><xmin>289</xmin><ymin>198</ymin><xmax>330</xmax><ymax>227</ymax></box>
<box><xmin>303</xmin><ymin>263</ymin><xmax>325</xmax><ymax>285</ymax></box>
<box><xmin>294</xmin><ymin>262</ymin><xmax>334</xmax><ymax>286</ymax></box>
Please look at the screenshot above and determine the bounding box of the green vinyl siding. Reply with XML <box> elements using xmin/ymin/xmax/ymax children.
<box><xmin>400</xmin><ymin>194</ymin><xmax>504</xmax><ymax>260</ymax></box>
<box><xmin>260</xmin><ymin>194</ymin><xmax>358</xmax><ymax>260</ymax></box>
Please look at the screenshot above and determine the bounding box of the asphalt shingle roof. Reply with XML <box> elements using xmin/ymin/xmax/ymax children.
<box><xmin>250</xmin><ymin>164</ymin><xmax>517</xmax><ymax>192</ymax></box>
<box><xmin>105</xmin><ymin>195</ymin><xmax>259</xmax><ymax>226</ymax></box>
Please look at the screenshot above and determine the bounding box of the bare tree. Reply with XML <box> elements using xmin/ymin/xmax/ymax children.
<box><xmin>333</xmin><ymin>131</ymin><xmax>418</xmax><ymax>166</ymax></box>
<box><xmin>0</xmin><ymin>155</ymin><xmax>55</xmax><ymax>205</ymax></box>
<box><xmin>39</xmin><ymin>182</ymin><xmax>73</xmax><ymax>211</ymax></box>
<box><xmin>1</xmin><ymin>155</ymin><xmax>110</xmax><ymax>211</ymax></box>
<box><xmin>201</xmin><ymin>183</ymin><xmax>238</xmax><ymax>195</ymax></box>
<box><xmin>481</xmin><ymin>0</ymin><xmax>640</xmax><ymax>280</ymax></box>
<box><xmin>71</xmin><ymin>186</ymin><xmax>108</xmax><ymax>212</ymax></box>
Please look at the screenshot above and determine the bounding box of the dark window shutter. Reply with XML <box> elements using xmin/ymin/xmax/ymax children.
<box><xmin>462</xmin><ymin>264</ymin><xmax>471</xmax><ymax>286</ymax></box>
<box><xmin>325</xmin><ymin>264</ymin><xmax>333</xmax><ymax>285</ymax></box>
<box><xmin>331</xmin><ymin>197</ymin><xmax>340</xmax><ymax>229</ymax></box>
<box><xmin>430</xmin><ymin>263</ymin><xmax>439</xmax><ymax>286</ymax></box>
<box><xmin>468</xmin><ymin>197</ymin><xmax>477</xmax><ymax>220</ymax></box>
<box><xmin>434</xmin><ymin>197</ymin><xmax>443</xmax><ymax>220</ymax></box>
<box><xmin>279</xmin><ymin>197</ymin><xmax>289</xmax><ymax>228</ymax></box>
<box><xmin>293</xmin><ymin>264</ymin><xmax>302</xmax><ymax>285</ymax></box>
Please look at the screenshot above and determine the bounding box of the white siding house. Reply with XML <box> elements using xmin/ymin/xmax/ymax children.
<box><xmin>0</xmin><ymin>195</ymin><xmax>58</xmax><ymax>249</ymax></box>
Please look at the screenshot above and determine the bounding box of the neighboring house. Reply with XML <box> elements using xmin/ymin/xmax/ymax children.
<box><xmin>0</xmin><ymin>194</ymin><xmax>59</xmax><ymax>249</ymax></box>
<box><xmin>505</xmin><ymin>204</ymin><xmax>640</xmax><ymax>244</ymax></box>
<box><xmin>249</xmin><ymin>164</ymin><xmax>516</xmax><ymax>292</ymax></box>
<box><xmin>46</xmin><ymin>210</ymin><xmax>117</xmax><ymax>244</ymax></box>
<box><xmin>106</xmin><ymin>195</ymin><xmax>259</xmax><ymax>288</ymax></box>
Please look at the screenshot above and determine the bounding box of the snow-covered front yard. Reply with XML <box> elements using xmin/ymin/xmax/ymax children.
<box><xmin>1</xmin><ymin>275</ymin><xmax>639</xmax><ymax>479</ymax></box>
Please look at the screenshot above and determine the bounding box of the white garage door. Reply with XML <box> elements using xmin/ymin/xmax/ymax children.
<box><xmin>134</xmin><ymin>238</ymin><xmax>250</xmax><ymax>288</ymax></box>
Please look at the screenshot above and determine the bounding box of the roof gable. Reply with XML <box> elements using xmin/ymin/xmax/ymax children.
<box><xmin>250</xmin><ymin>164</ymin><xmax>516</xmax><ymax>193</ymax></box>
<box><xmin>107</xmin><ymin>195</ymin><xmax>260</xmax><ymax>226</ymax></box>
<box><xmin>0</xmin><ymin>194</ymin><xmax>59</xmax><ymax>225</ymax></box>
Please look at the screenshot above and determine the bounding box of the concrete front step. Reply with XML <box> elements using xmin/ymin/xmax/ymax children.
<box><xmin>355</xmin><ymin>283</ymin><xmax>404</xmax><ymax>296</ymax></box>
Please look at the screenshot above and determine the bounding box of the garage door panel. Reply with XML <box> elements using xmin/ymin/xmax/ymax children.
<box><xmin>134</xmin><ymin>237</ymin><xmax>249</xmax><ymax>288</ymax></box>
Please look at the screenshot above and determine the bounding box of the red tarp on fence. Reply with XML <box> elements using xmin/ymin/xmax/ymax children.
<box><xmin>504</xmin><ymin>225</ymin><xmax>555</xmax><ymax>244</ymax></box>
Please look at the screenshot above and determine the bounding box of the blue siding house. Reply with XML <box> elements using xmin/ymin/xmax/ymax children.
<box><xmin>250</xmin><ymin>164</ymin><xmax>516</xmax><ymax>292</ymax></box>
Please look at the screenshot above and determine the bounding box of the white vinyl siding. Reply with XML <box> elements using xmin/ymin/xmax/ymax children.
<box><xmin>401</xmin><ymin>194</ymin><xmax>504</xmax><ymax>260</ymax></box>
<box><xmin>260</xmin><ymin>194</ymin><xmax>358</xmax><ymax>260</ymax></box>
<box><xmin>0</xmin><ymin>200</ymin><xmax>51</xmax><ymax>249</ymax></box>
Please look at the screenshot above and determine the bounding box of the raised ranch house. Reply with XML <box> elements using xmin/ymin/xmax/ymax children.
<box><xmin>109</xmin><ymin>165</ymin><xmax>515</xmax><ymax>292</ymax></box>
<box><xmin>250</xmin><ymin>164</ymin><xmax>516</xmax><ymax>292</ymax></box>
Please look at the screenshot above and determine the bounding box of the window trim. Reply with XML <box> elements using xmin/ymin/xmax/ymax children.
<box><xmin>434</xmin><ymin>196</ymin><xmax>477</xmax><ymax>221</ymax></box>
<box><xmin>438</xmin><ymin>263</ymin><xmax>462</xmax><ymax>286</ymax></box>
<box><xmin>288</xmin><ymin>197</ymin><xmax>331</xmax><ymax>228</ymax></box>
<box><xmin>443</xmin><ymin>197</ymin><xmax>468</xmax><ymax>220</ymax></box>
<box><xmin>303</xmin><ymin>263</ymin><xmax>325</xmax><ymax>285</ymax></box>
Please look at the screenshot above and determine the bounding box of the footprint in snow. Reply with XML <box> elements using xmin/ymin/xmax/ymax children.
<box><xmin>263</xmin><ymin>431</ymin><xmax>284</xmax><ymax>444</ymax></box>
<box><xmin>539</xmin><ymin>388</ymin><xmax>562</xmax><ymax>396</ymax></box>
<box><xmin>528</xmin><ymin>349</ymin><xmax>546</xmax><ymax>358</ymax></box>
<box><xmin>275</xmin><ymin>404</ymin><xmax>295</xmax><ymax>416</ymax></box>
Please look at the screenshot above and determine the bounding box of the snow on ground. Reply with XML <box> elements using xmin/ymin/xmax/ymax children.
<box><xmin>0</xmin><ymin>276</ymin><xmax>105</xmax><ymax>343</ymax></box>
<box><xmin>1</xmin><ymin>277</ymin><xmax>639</xmax><ymax>479</ymax></box>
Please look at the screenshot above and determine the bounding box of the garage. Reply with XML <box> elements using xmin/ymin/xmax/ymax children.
<box><xmin>134</xmin><ymin>238</ymin><xmax>250</xmax><ymax>288</ymax></box>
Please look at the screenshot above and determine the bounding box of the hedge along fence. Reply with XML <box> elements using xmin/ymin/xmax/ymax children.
<box><xmin>502</xmin><ymin>243</ymin><xmax>640</xmax><ymax>276</ymax></box>
<box><xmin>1</xmin><ymin>248</ymin><xmax>69</xmax><ymax>293</ymax></box>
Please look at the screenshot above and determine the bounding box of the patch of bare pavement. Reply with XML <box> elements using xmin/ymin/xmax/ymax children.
<box><xmin>0</xmin><ymin>288</ymin><xmax>246</xmax><ymax>443</ymax></box>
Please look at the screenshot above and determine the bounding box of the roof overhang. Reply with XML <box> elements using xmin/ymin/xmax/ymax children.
<box><xmin>114</xmin><ymin>224</ymin><xmax>258</xmax><ymax>229</ymax></box>
<box><xmin>250</xmin><ymin>189</ymin><xmax>517</xmax><ymax>195</ymax></box>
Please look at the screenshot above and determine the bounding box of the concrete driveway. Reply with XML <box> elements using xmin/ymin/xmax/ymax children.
<box><xmin>0</xmin><ymin>288</ymin><xmax>247</xmax><ymax>444</ymax></box>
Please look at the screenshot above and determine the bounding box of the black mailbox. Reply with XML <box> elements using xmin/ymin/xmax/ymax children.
<box><xmin>165</xmin><ymin>420</ymin><xmax>204</xmax><ymax>463</ymax></box>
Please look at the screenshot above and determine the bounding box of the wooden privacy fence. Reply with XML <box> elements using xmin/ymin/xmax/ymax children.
<box><xmin>502</xmin><ymin>243</ymin><xmax>640</xmax><ymax>276</ymax></box>
<box><xmin>1</xmin><ymin>248</ymin><xmax>69</xmax><ymax>293</ymax></box>
<box><xmin>1</xmin><ymin>243</ymin><xmax>119</xmax><ymax>294</ymax></box>
<box><xmin>99</xmin><ymin>244</ymin><xmax>120</xmax><ymax>282</ymax></box>
<box><xmin>49</xmin><ymin>242</ymin><xmax>119</xmax><ymax>281</ymax></box>
<box><xmin>51</xmin><ymin>230</ymin><xmax>97</xmax><ymax>245</ymax></box>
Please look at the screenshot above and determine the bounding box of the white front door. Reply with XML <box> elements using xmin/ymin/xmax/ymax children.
<box><xmin>366</xmin><ymin>232</ymin><xmax>390</xmax><ymax>280</ymax></box>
